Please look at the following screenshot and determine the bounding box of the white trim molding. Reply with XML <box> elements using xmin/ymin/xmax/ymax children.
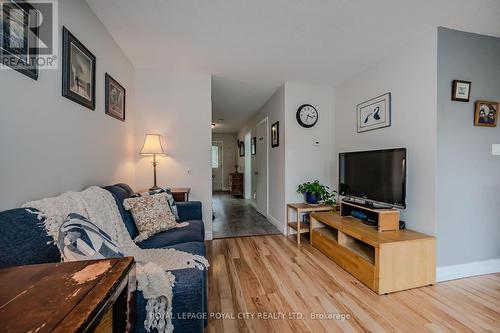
<box><xmin>267</xmin><ymin>214</ymin><xmax>285</xmax><ymax>234</ymax></box>
<box><xmin>436</xmin><ymin>259</ymin><xmax>500</xmax><ymax>282</ymax></box>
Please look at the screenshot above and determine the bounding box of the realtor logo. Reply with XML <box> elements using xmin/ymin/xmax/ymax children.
<box><xmin>0</xmin><ymin>0</ymin><xmax>58</xmax><ymax>79</ymax></box>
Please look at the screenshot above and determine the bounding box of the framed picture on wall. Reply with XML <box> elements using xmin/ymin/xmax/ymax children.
<box><xmin>271</xmin><ymin>121</ymin><xmax>279</xmax><ymax>148</ymax></box>
<box><xmin>105</xmin><ymin>73</ymin><xmax>126</xmax><ymax>121</ymax></box>
<box><xmin>357</xmin><ymin>93</ymin><xmax>391</xmax><ymax>133</ymax></box>
<box><xmin>239</xmin><ymin>142</ymin><xmax>245</xmax><ymax>157</ymax></box>
<box><xmin>0</xmin><ymin>0</ymin><xmax>39</xmax><ymax>80</ymax></box>
<box><xmin>251</xmin><ymin>137</ymin><xmax>256</xmax><ymax>155</ymax></box>
<box><xmin>62</xmin><ymin>27</ymin><xmax>96</xmax><ymax>110</ymax></box>
<box><xmin>452</xmin><ymin>80</ymin><xmax>471</xmax><ymax>102</ymax></box>
<box><xmin>474</xmin><ymin>100</ymin><xmax>498</xmax><ymax>127</ymax></box>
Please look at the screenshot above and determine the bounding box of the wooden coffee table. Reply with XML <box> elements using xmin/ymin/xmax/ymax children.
<box><xmin>0</xmin><ymin>257</ymin><xmax>136</xmax><ymax>333</ymax></box>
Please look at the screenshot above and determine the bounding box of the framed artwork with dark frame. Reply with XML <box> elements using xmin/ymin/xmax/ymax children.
<box><xmin>239</xmin><ymin>142</ymin><xmax>245</xmax><ymax>157</ymax></box>
<box><xmin>474</xmin><ymin>100</ymin><xmax>498</xmax><ymax>127</ymax></box>
<box><xmin>452</xmin><ymin>80</ymin><xmax>471</xmax><ymax>102</ymax></box>
<box><xmin>357</xmin><ymin>93</ymin><xmax>391</xmax><ymax>133</ymax></box>
<box><xmin>251</xmin><ymin>137</ymin><xmax>256</xmax><ymax>155</ymax></box>
<box><xmin>105</xmin><ymin>73</ymin><xmax>126</xmax><ymax>121</ymax></box>
<box><xmin>0</xmin><ymin>0</ymin><xmax>39</xmax><ymax>80</ymax></box>
<box><xmin>62</xmin><ymin>27</ymin><xmax>96</xmax><ymax>110</ymax></box>
<box><xmin>271</xmin><ymin>121</ymin><xmax>279</xmax><ymax>148</ymax></box>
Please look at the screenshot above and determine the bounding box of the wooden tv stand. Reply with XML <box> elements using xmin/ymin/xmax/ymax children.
<box><xmin>310</xmin><ymin>211</ymin><xmax>436</xmax><ymax>294</ymax></box>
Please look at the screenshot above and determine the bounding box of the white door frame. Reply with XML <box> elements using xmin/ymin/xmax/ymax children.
<box><xmin>256</xmin><ymin>117</ymin><xmax>270</xmax><ymax>216</ymax></box>
<box><xmin>244</xmin><ymin>132</ymin><xmax>252</xmax><ymax>199</ymax></box>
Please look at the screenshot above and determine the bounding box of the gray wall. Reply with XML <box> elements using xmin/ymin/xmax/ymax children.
<box><xmin>335</xmin><ymin>30</ymin><xmax>437</xmax><ymax>236</ymax></box>
<box><xmin>437</xmin><ymin>28</ymin><xmax>500</xmax><ymax>266</ymax></box>
<box><xmin>0</xmin><ymin>0</ymin><xmax>136</xmax><ymax>210</ymax></box>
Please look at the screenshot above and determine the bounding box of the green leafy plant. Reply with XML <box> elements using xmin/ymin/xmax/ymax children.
<box><xmin>297</xmin><ymin>180</ymin><xmax>337</xmax><ymax>207</ymax></box>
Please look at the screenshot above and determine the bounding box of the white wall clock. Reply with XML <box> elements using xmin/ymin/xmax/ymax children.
<box><xmin>296</xmin><ymin>104</ymin><xmax>318</xmax><ymax>128</ymax></box>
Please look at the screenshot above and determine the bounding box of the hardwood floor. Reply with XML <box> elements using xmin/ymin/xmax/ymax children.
<box><xmin>212</xmin><ymin>192</ymin><xmax>280</xmax><ymax>239</ymax></box>
<box><xmin>206</xmin><ymin>235</ymin><xmax>500</xmax><ymax>333</ymax></box>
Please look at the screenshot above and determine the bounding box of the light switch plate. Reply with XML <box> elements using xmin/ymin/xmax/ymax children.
<box><xmin>492</xmin><ymin>144</ymin><xmax>500</xmax><ymax>156</ymax></box>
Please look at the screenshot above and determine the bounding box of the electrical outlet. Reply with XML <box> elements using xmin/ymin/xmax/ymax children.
<box><xmin>493</xmin><ymin>144</ymin><xmax>500</xmax><ymax>156</ymax></box>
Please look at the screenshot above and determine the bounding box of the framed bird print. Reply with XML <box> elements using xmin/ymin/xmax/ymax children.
<box><xmin>357</xmin><ymin>93</ymin><xmax>391</xmax><ymax>133</ymax></box>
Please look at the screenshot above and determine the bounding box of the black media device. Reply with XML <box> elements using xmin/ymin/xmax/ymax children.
<box><xmin>339</xmin><ymin>148</ymin><xmax>407</xmax><ymax>209</ymax></box>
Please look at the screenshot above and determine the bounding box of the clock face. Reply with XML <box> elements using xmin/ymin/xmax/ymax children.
<box><xmin>296</xmin><ymin>104</ymin><xmax>318</xmax><ymax>128</ymax></box>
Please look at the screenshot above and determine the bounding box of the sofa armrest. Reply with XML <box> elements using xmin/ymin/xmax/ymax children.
<box><xmin>177</xmin><ymin>201</ymin><xmax>202</xmax><ymax>222</ymax></box>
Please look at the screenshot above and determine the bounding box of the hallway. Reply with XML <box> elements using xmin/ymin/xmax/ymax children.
<box><xmin>212</xmin><ymin>192</ymin><xmax>280</xmax><ymax>239</ymax></box>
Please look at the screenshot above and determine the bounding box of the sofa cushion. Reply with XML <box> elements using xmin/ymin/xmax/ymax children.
<box><xmin>133</xmin><ymin>187</ymin><xmax>180</xmax><ymax>221</ymax></box>
<box><xmin>176</xmin><ymin>202</ymin><xmax>202</xmax><ymax>222</ymax></box>
<box><xmin>59</xmin><ymin>213</ymin><xmax>124</xmax><ymax>261</ymax></box>
<box><xmin>104</xmin><ymin>185</ymin><xmax>139</xmax><ymax>239</ymax></box>
<box><xmin>137</xmin><ymin>220</ymin><xmax>205</xmax><ymax>249</ymax></box>
<box><xmin>0</xmin><ymin>208</ymin><xmax>60</xmax><ymax>268</ymax></box>
<box><xmin>124</xmin><ymin>194</ymin><xmax>179</xmax><ymax>243</ymax></box>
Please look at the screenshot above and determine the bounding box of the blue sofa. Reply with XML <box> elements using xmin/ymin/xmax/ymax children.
<box><xmin>0</xmin><ymin>183</ymin><xmax>208</xmax><ymax>333</ymax></box>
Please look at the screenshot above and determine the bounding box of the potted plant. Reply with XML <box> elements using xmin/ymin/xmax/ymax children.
<box><xmin>297</xmin><ymin>180</ymin><xmax>337</xmax><ymax>206</ymax></box>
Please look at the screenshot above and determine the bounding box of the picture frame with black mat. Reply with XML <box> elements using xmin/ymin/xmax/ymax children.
<box><xmin>271</xmin><ymin>121</ymin><xmax>279</xmax><ymax>148</ymax></box>
<box><xmin>0</xmin><ymin>0</ymin><xmax>39</xmax><ymax>80</ymax></box>
<box><xmin>105</xmin><ymin>73</ymin><xmax>126</xmax><ymax>121</ymax></box>
<box><xmin>452</xmin><ymin>80</ymin><xmax>471</xmax><ymax>102</ymax></box>
<box><xmin>62</xmin><ymin>27</ymin><xmax>96</xmax><ymax>110</ymax></box>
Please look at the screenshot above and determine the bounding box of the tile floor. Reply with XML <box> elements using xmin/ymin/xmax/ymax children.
<box><xmin>212</xmin><ymin>192</ymin><xmax>280</xmax><ymax>239</ymax></box>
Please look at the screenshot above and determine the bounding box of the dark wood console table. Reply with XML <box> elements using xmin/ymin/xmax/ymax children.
<box><xmin>0</xmin><ymin>257</ymin><xmax>136</xmax><ymax>332</ymax></box>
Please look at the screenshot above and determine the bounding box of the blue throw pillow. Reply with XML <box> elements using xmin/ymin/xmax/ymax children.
<box><xmin>132</xmin><ymin>187</ymin><xmax>179</xmax><ymax>221</ymax></box>
<box><xmin>58</xmin><ymin>213</ymin><xmax>123</xmax><ymax>261</ymax></box>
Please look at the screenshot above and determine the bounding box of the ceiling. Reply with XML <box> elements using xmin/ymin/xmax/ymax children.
<box><xmin>87</xmin><ymin>0</ymin><xmax>500</xmax><ymax>133</ymax></box>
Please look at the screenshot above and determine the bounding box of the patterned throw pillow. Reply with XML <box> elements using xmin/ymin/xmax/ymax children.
<box><xmin>123</xmin><ymin>193</ymin><xmax>178</xmax><ymax>242</ymax></box>
<box><xmin>58</xmin><ymin>213</ymin><xmax>124</xmax><ymax>261</ymax></box>
<box><xmin>132</xmin><ymin>187</ymin><xmax>179</xmax><ymax>221</ymax></box>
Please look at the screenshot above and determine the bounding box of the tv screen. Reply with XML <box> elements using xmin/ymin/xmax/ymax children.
<box><xmin>339</xmin><ymin>148</ymin><xmax>406</xmax><ymax>208</ymax></box>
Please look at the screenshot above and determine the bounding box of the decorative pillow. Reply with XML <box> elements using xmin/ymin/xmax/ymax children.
<box><xmin>132</xmin><ymin>187</ymin><xmax>179</xmax><ymax>221</ymax></box>
<box><xmin>123</xmin><ymin>193</ymin><xmax>178</xmax><ymax>242</ymax></box>
<box><xmin>58</xmin><ymin>213</ymin><xmax>123</xmax><ymax>262</ymax></box>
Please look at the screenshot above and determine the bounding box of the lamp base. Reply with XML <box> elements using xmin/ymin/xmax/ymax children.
<box><xmin>149</xmin><ymin>185</ymin><xmax>161</xmax><ymax>191</ymax></box>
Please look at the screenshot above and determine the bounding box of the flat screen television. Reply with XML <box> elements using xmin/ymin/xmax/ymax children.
<box><xmin>339</xmin><ymin>148</ymin><xmax>406</xmax><ymax>209</ymax></box>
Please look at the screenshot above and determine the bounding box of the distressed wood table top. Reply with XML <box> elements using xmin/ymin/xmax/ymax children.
<box><xmin>0</xmin><ymin>257</ymin><xmax>135</xmax><ymax>333</ymax></box>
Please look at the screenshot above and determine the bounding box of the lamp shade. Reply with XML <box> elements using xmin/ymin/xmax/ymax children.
<box><xmin>140</xmin><ymin>134</ymin><xmax>166</xmax><ymax>155</ymax></box>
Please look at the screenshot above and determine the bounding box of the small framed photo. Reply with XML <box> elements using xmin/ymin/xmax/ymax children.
<box><xmin>105</xmin><ymin>73</ymin><xmax>126</xmax><ymax>121</ymax></box>
<box><xmin>251</xmin><ymin>137</ymin><xmax>256</xmax><ymax>155</ymax></box>
<box><xmin>474</xmin><ymin>101</ymin><xmax>498</xmax><ymax>127</ymax></box>
<box><xmin>357</xmin><ymin>93</ymin><xmax>391</xmax><ymax>133</ymax></box>
<box><xmin>239</xmin><ymin>142</ymin><xmax>245</xmax><ymax>157</ymax></box>
<box><xmin>0</xmin><ymin>0</ymin><xmax>39</xmax><ymax>80</ymax></box>
<box><xmin>271</xmin><ymin>121</ymin><xmax>279</xmax><ymax>148</ymax></box>
<box><xmin>452</xmin><ymin>80</ymin><xmax>471</xmax><ymax>102</ymax></box>
<box><xmin>62</xmin><ymin>27</ymin><xmax>96</xmax><ymax>110</ymax></box>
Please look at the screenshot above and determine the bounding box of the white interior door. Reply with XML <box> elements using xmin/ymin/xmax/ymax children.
<box><xmin>212</xmin><ymin>141</ymin><xmax>223</xmax><ymax>191</ymax></box>
<box><xmin>255</xmin><ymin>119</ymin><xmax>268</xmax><ymax>215</ymax></box>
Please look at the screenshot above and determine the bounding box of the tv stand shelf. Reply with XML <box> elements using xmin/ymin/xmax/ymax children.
<box><xmin>310</xmin><ymin>211</ymin><xmax>436</xmax><ymax>294</ymax></box>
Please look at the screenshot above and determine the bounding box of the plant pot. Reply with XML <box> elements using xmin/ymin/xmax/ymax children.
<box><xmin>304</xmin><ymin>192</ymin><xmax>319</xmax><ymax>205</ymax></box>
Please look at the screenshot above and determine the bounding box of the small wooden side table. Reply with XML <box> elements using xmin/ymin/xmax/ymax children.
<box><xmin>171</xmin><ymin>187</ymin><xmax>191</xmax><ymax>202</ymax></box>
<box><xmin>0</xmin><ymin>257</ymin><xmax>136</xmax><ymax>333</ymax></box>
<box><xmin>287</xmin><ymin>203</ymin><xmax>335</xmax><ymax>245</ymax></box>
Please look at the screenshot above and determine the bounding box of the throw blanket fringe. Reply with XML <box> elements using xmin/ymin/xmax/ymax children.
<box><xmin>24</xmin><ymin>186</ymin><xmax>209</xmax><ymax>333</ymax></box>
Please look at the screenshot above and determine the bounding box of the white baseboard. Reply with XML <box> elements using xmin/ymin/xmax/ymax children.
<box><xmin>436</xmin><ymin>258</ymin><xmax>500</xmax><ymax>282</ymax></box>
<box><xmin>267</xmin><ymin>214</ymin><xmax>285</xmax><ymax>234</ymax></box>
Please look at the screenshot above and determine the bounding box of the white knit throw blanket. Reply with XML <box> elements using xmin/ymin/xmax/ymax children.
<box><xmin>23</xmin><ymin>186</ymin><xmax>209</xmax><ymax>333</ymax></box>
